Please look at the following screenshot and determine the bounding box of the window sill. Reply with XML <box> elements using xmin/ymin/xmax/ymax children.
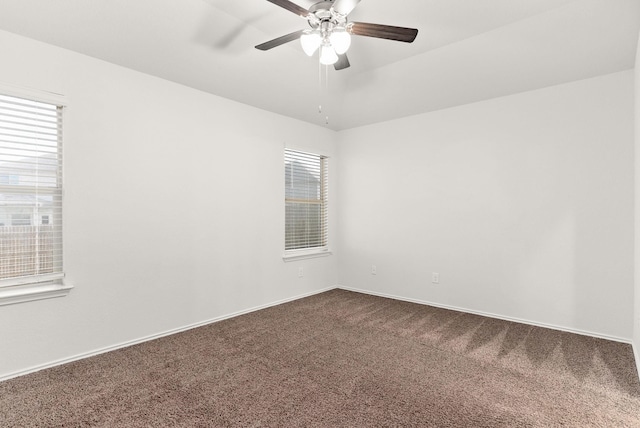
<box><xmin>283</xmin><ymin>249</ymin><xmax>332</xmax><ymax>262</ymax></box>
<box><xmin>0</xmin><ymin>282</ymin><xmax>73</xmax><ymax>306</ymax></box>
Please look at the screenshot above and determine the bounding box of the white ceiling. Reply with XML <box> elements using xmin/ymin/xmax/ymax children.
<box><xmin>0</xmin><ymin>0</ymin><xmax>638</xmax><ymax>130</ymax></box>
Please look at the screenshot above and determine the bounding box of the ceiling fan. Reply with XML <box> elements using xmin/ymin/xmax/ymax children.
<box><xmin>255</xmin><ymin>0</ymin><xmax>418</xmax><ymax>70</ymax></box>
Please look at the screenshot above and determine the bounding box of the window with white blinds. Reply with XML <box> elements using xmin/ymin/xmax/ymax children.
<box><xmin>0</xmin><ymin>92</ymin><xmax>64</xmax><ymax>293</ymax></box>
<box><xmin>285</xmin><ymin>149</ymin><xmax>328</xmax><ymax>253</ymax></box>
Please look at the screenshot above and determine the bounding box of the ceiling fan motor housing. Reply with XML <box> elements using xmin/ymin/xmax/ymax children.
<box><xmin>308</xmin><ymin>1</ymin><xmax>348</xmax><ymax>31</ymax></box>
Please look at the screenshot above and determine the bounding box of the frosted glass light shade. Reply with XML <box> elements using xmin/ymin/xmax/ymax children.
<box><xmin>300</xmin><ymin>30</ymin><xmax>322</xmax><ymax>56</ymax></box>
<box><xmin>319</xmin><ymin>45</ymin><xmax>339</xmax><ymax>65</ymax></box>
<box><xmin>329</xmin><ymin>29</ymin><xmax>351</xmax><ymax>55</ymax></box>
<box><xmin>332</xmin><ymin>0</ymin><xmax>359</xmax><ymax>16</ymax></box>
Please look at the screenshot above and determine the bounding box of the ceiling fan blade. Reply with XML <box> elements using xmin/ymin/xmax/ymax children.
<box><xmin>265</xmin><ymin>0</ymin><xmax>309</xmax><ymax>18</ymax></box>
<box><xmin>255</xmin><ymin>30</ymin><xmax>305</xmax><ymax>50</ymax></box>
<box><xmin>334</xmin><ymin>53</ymin><xmax>350</xmax><ymax>70</ymax></box>
<box><xmin>349</xmin><ymin>22</ymin><xmax>418</xmax><ymax>43</ymax></box>
<box><xmin>331</xmin><ymin>0</ymin><xmax>361</xmax><ymax>16</ymax></box>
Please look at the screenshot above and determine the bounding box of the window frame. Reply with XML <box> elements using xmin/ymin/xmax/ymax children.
<box><xmin>283</xmin><ymin>148</ymin><xmax>331</xmax><ymax>261</ymax></box>
<box><xmin>0</xmin><ymin>83</ymin><xmax>71</xmax><ymax>306</ymax></box>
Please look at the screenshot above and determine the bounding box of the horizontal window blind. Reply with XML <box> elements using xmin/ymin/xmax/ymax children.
<box><xmin>285</xmin><ymin>149</ymin><xmax>328</xmax><ymax>251</ymax></box>
<box><xmin>0</xmin><ymin>93</ymin><xmax>63</xmax><ymax>287</ymax></box>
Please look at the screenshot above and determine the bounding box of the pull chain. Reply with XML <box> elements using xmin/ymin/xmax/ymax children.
<box><xmin>318</xmin><ymin>59</ymin><xmax>330</xmax><ymax>125</ymax></box>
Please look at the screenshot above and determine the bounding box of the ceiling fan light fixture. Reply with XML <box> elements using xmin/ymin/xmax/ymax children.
<box><xmin>329</xmin><ymin>28</ymin><xmax>351</xmax><ymax>55</ymax></box>
<box><xmin>319</xmin><ymin>44</ymin><xmax>338</xmax><ymax>65</ymax></box>
<box><xmin>300</xmin><ymin>30</ymin><xmax>322</xmax><ymax>56</ymax></box>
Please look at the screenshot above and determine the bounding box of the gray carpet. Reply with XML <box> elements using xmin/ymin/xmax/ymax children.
<box><xmin>1</xmin><ymin>289</ymin><xmax>639</xmax><ymax>427</ymax></box>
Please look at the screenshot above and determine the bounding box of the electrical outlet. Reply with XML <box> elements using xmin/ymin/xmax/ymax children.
<box><xmin>432</xmin><ymin>272</ymin><xmax>439</xmax><ymax>284</ymax></box>
<box><xmin>298</xmin><ymin>267</ymin><xmax>304</xmax><ymax>278</ymax></box>
<box><xmin>371</xmin><ymin>265</ymin><xmax>377</xmax><ymax>275</ymax></box>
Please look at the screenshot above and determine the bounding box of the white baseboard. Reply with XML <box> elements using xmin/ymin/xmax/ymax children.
<box><xmin>0</xmin><ymin>285</ymin><xmax>338</xmax><ymax>383</ymax></box>
<box><xmin>337</xmin><ymin>285</ymin><xmax>632</xmax><ymax>344</ymax></box>
<box><xmin>634</xmin><ymin>342</ymin><xmax>640</xmax><ymax>381</ymax></box>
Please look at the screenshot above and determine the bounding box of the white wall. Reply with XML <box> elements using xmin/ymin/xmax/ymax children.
<box><xmin>0</xmin><ymin>30</ymin><xmax>338</xmax><ymax>379</ymax></box>
<box><xmin>337</xmin><ymin>71</ymin><xmax>635</xmax><ymax>340</ymax></box>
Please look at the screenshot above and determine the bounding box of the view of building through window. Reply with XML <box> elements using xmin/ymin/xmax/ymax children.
<box><xmin>0</xmin><ymin>93</ymin><xmax>62</xmax><ymax>282</ymax></box>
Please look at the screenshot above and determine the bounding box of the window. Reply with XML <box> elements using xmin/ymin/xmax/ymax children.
<box><xmin>0</xmin><ymin>90</ymin><xmax>70</xmax><ymax>305</ymax></box>
<box><xmin>11</xmin><ymin>213</ymin><xmax>31</xmax><ymax>226</ymax></box>
<box><xmin>0</xmin><ymin>174</ymin><xmax>18</xmax><ymax>185</ymax></box>
<box><xmin>284</xmin><ymin>149</ymin><xmax>329</xmax><ymax>258</ymax></box>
